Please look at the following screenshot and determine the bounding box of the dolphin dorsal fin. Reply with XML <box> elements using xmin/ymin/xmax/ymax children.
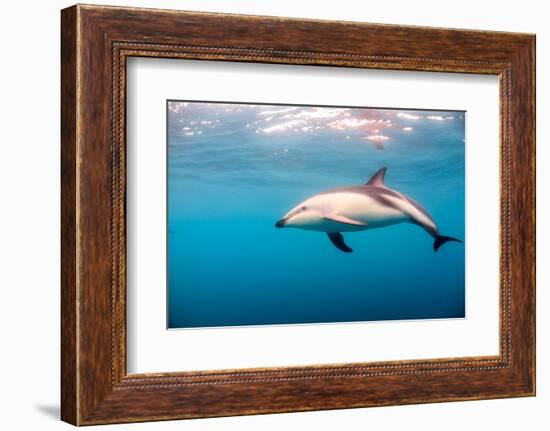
<box><xmin>366</xmin><ymin>167</ymin><xmax>387</xmax><ymax>186</ymax></box>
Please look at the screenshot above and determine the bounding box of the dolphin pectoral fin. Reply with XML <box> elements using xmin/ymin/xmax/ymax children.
<box><xmin>327</xmin><ymin>233</ymin><xmax>353</xmax><ymax>253</ymax></box>
<box><xmin>323</xmin><ymin>214</ymin><xmax>367</xmax><ymax>226</ymax></box>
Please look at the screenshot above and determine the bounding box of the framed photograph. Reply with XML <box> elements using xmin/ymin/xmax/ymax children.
<box><xmin>61</xmin><ymin>4</ymin><xmax>535</xmax><ymax>425</ymax></box>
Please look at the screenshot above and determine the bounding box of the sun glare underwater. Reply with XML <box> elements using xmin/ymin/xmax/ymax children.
<box><xmin>167</xmin><ymin>101</ymin><xmax>465</xmax><ymax>329</ymax></box>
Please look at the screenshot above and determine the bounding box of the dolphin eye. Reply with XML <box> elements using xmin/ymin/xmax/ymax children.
<box><xmin>301</xmin><ymin>206</ymin><xmax>307</xmax><ymax>211</ymax></box>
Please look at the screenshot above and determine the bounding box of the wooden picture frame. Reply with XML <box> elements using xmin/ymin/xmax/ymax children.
<box><xmin>61</xmin><ymin>4</ymin><xmax>535</xmax><ymax>425</ymax></box>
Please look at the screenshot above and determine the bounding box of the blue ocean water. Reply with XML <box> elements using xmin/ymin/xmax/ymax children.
<box><xmin>167</xmin><ymin>102</ymin><xmax>465</xmax><ymax>329</ymax></box>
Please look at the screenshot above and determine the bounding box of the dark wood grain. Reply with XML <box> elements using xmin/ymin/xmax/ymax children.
<box><xmin>60</xmin><ymin>5</ymin><xmax>78</xmax><ymax>425</ymax></box>
<box><xmin>61</xmin><ymin>4</ymin><xmax>535</xmax><ymax>425</ymax></box>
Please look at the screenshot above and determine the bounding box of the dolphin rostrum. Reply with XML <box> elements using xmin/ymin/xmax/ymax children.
<box><xmin>275</xmin><ymin>167</ymin><xmax>462</xmax><ymax>253</ymax></box>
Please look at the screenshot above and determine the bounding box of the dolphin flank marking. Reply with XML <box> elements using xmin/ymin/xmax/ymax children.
<box><xmin>275</xmin><ymin>167</ymin><xmax>463</xmax><ymax>253</ymax></box>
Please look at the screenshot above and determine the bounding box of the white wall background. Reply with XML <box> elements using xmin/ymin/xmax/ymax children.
<box><xmin>0</xmin><ymin>0</ymin><xmax>545</xmax><ymax>429</ymax></box>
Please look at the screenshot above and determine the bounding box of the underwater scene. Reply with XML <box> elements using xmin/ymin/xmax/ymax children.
<box><xmin>167</xmin><ymin>101</ymin><xmax>465</xmax><ymax>329</ymax></box>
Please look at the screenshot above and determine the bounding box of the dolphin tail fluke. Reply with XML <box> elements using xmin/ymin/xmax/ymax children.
<box><xmin>327</xmin><ymin>232</ymin><xmax>353</xmax><ymax>253</ymax></box>
<box><xmin>433</xmin><ymin>235</ymin><xmax>462</xmax><ymax>252</ymax></box>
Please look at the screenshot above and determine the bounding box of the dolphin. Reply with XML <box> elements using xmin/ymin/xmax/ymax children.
<box><xmin>275</xmin><ymin>167</ymin><xmax>462</xmax><ymax>253</ymax></box>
